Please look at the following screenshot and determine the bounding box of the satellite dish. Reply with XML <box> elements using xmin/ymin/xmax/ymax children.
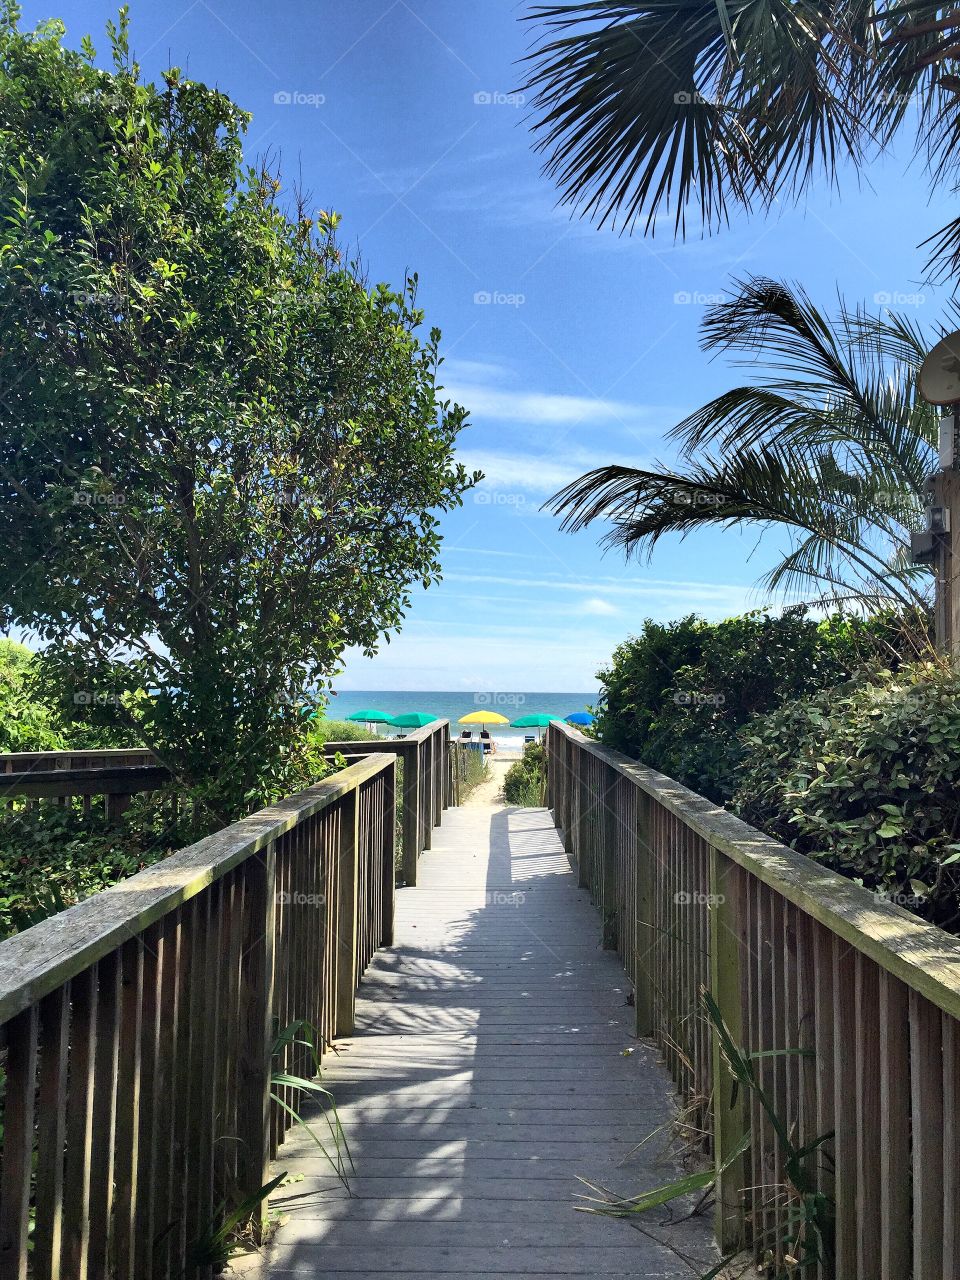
<box><xmin>919</xmin><ymin>330</ymin><xmax>960</xmax><ymax>405</ymax></box>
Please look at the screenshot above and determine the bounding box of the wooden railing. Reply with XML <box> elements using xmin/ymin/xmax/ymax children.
<box><xmin>546</xmin><ymin>721</ymin><xmax>960</xmax><ymax>1278</ymax></box>
<box><xmin>0</xmin><ymin>752</ymin><xmax>396</xmax><ymax>1280</ymax></box>
<box><xmin>322</xmin><ymin>719</ymin><xmax>452</xmax><ymax>885</ymax></box>
<box><xmin>0</xmin><ymin>749</ymin><xmax>169</xmax><ymax>819</ymax></box>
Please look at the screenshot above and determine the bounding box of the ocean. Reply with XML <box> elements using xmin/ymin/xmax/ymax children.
<box><xmin>323</xmin><ymin>689</ymin><xmax>598</xmax><ymax>750</ymax></box>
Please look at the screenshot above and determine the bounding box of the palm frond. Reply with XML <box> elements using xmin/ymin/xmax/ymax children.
<box><xmin>521</xmin><ymin>1</ymin><xmax>878</xmax><ymax>235</ymax></box>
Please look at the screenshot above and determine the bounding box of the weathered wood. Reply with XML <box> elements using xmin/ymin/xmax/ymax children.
<box><xmin>878</xmin><ymin>970</ymin><xmax>911</xmax><ymax>1280</ymax></box>
<box><xmin>0</xmin><ymin>754</ymin><xmax>392</xmax><ymax>1025</ymax></box>
<box><xmin>911</xmin><ymin>990</ymin><xmax>944</xmax><ymax>1280</ymax></box>
<box><xmin>335</xmin><ymin>790</ymin><xmax>360</xmax><ymax>1035</ymax></box>
<box><xmin>236</xmin><ymin>845</ymin><xmax>277</xmax><ymax>1239</ymax></box>
<box><xmin>0</xmin><ymin>1006</ymin><xmax>38</xmax><ymax>1280</ymax></box>
<box><xmin>33</xmin><ymin>988</ymin><xmax>69</xmax><ymax>1280</ymax></box>
<box><xmin>0</xmin><ymin>764</ymin><xmax>169</xmax><ymax>799</ymax></box>
<box><xmin>709</xmin><ymin>851</ymin><xmax>748</xmax><ymax>1251</ymax></box>
<box><xmin>553</xmin><ymin>724</ymin><xmax>960</xmax><ymax>1024</ymax></box>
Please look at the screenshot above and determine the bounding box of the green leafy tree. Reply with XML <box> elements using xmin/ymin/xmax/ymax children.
<box><xmin>549</xmin><ymin>277</ymin><xmax>941</xmax><ymax>609</ymax></box>
<box><xmin>0</xmin><ymin>7</ymin><xmax>477</xmax><ymax>819</ymax></box>
<box><xmin>522</xmin><ymin>1</ymin><xmax>960</xmax><ymax>273</ymax></box>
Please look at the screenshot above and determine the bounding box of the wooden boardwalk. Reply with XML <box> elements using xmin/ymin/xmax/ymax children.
<box><xmin>241</xmin><ymin>782</ymin><xmax>715</xmax><ymax>1278</ymax></box>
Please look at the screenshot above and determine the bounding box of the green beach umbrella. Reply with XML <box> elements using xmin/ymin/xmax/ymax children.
<box><xmin>511</xmin><ymin>714</ymin><xmax>561</xmax><ymax>728</ymax></box>
<box><xmin>389</xmin><ymin>712</ymin><xmax>438</xmax><ymax>729</ymax></box>
<box><xmin>345</xmin><ymin>709</ymin><xmax>394</xmax><ymax>725</ymax></box>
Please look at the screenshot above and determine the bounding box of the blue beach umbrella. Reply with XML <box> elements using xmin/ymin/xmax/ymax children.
<box><xmin>565</xmin><ymin>711</ymin><xmax>594</xmax><ymax>727</ymax></box>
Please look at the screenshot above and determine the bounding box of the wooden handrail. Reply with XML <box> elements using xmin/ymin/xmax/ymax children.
<box><xmin>547</xmin><ymin>720</ymin><xmax>960</xmax><ymax>1270</ymax></box>
<box><xmin>550</xmin><ymin>722</ymin><xmax>960</xmax><ymax>1020</ymax></box>
<box><xmin>322</xmin><ymin>720</ymin><xmax>452</xmax><ymax>884</ymax></box>
<box><xmin>0</xmin><ymin>752</ymin><xmax>399</xmax><ymax>1279</ymax></box>
<box><xmin>0</xmin><ymin>764</ymin><xmax>170</xmax><ymax>801</ymax></box>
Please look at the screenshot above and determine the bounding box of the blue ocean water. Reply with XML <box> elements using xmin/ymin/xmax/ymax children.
<box><xmin>323</xmin><ymin>690</ymin><xmax>597</xmax><ymax>747</ymax></box>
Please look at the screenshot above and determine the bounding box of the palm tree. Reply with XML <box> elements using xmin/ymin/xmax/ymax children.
<box><xmin>547</xmin><ymin>276</ymin><xmax>941</xmax><ymax>609</ymax></box>
<box><xmin>521</xmin><ymin>2</ymin><xmax>960</xmax><ymax>274</ymax></box>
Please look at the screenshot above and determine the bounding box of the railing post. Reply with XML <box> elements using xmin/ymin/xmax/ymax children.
<box><xmin>235</xmin><ymin>843</ymin><xmax>276</xmax><ymax>1239</ymax></box>
<box><xmin>382</xmin><ymin>760</ymin><xmax>396</xmax><ymax>947</ymax></box>
<box><xmin>634</xmin><ymin>789</ymin><xmax>655</xmax><ymax>1037</ymax></box>
<box><xmin>421</xmin><ymin>738</ymin><xmax>433</xmax><ymax>852</ymax></box>
<box><xmin>709</xmin><ymin>847</ymin><xmax>749</xmax><ymax>1252</ymax></box>
<box><xmin>335</xmin><ymin>787</ymin><xmax>360</xmax><ymax>1036</ymax></box>
<box><xmin>600</xmin><ymin>765</ymin><xmax>618</xmax><ymax>950</ymax></box>
<box><xmin>402</xmin><ymin>745</ymin><xmax>420</xmax><ymax>885</ymax></box>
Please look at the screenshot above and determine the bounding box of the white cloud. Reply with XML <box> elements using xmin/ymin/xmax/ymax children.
<box><xmin>446</xmin><ymin>381</ymin><xmax>653</xmax><ymax>429</ymax></box>
<box><xmin>581</xmin><ymin>597</ymin><xmax>619</xmax><ymax>616</ymax></box>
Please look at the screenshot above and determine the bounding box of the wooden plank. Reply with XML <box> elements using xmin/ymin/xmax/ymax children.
<box><xmin>112</xmin><ymin>967</ymin><xmax>142</xmax><ymax>1248</ymax></box>
<box><xmin>87</xmin><ymin>953</ymin><xmax>121</xmax><ymax>1277</ymax></box>
<box><xmin>335</xmin><ymin>789</ymin><xmax>360</xmax><ymax>1036</ymax></box>
<box><xmin>854</xmin><ymin>953</ymin><xmax>881</xmax><ymax>1279</ymax></box>
<box><xmin>62</xmin><ymin>967</ymin><xmax>97</xmax><ymax>1280</ymax></box>
<box><xmin>34</xmin><ymin>987</ymin><xmax>69</xmax><ymax>1280</ymax></box>
<box><xmin>812</xmin><ymin>922</ymin><xmax>836</xmax><ymax>1280</ymax></box>
<box><xmin>709</xmin><ymin>850</ymin><xmax>748</xmax><ymax>1252</ymax></box>
<box><xmin>0</xmin><ymin>1006</ymin><xmax>38</xmax><ymax>1280</ymax></box>
<box><xmin>911</xmin><ymin>990</ymin><xmax>944</xmax><ymax>1280</ymax></box>
<box><xmin>944</xmin><ymin>1013</ymin><xmax>960</xmax><ymax>1278</ymax></box>
<box><xmin>634</xmin><ymin>790</ymin><xmax>655</xmax><ymax>1038</ymax></box>
<box><xmin>832</xmin><ymin>938</ymin><xmax>858</xmax><ymax>1279</ymax></box>
<box><xmin>381</xmin><ymin>757</ymin><xmax>396</xmax><ymax>948</ymax></box>
<box><xmin>235</xmin><ymin>843</ymin><xmax>277</xmax><ymax>1238</ymax></box>
<box><xmin>878</xmin><ymin>969</ymin><xmax>911</xmax><ymax>1280</ymax></box>
<box><xmin>0</xmin><ymin>764</ymin><xmax>169</xmax><ymax>799</ymax></box>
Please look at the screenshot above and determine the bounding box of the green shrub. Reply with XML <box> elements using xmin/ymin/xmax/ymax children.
<box><xmin>595</xmin><ymin>608</ymin><xmax>928</xmax><ymax>803</ymax></box>
<box><xmin>307</xmin><ymin>718</ymin><xmax>379</xmax><ymax>744</ymax></box>
<box><xmin>455</xmin><ymin>745</ymin><xmax>487</xmax><ymax>798</ymax></box>
<box><xmin>503</xmin><ymin>742</ymin><xmax>546</xmax><ymax>806</ymax></box>
<box><xmin>0</xmin><ymin>795</ymin><xmax>208</xmax><ymax>937</ymax></box>
<box><xmin>733</xmin><ymin>662</ymin><xmax>960</xmax><ymax>931</ymax></box>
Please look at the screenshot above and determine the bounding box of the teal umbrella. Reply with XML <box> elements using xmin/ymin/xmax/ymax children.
<box><xmin>345</xmin><ymin>709</ymin><xmax>394</xmax><ymax>725</ymax></box>
<box><xmin>511</xmin><ymin>714</ymin><xmax>561</xmax><ymax>728</ymax></box>
<box><xmin>389</xmin><ymin>712</ymin><xmax>437</xmax><ymax>729</ymax></box>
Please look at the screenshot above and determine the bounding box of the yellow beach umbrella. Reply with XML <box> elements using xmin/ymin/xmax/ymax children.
<box><xmin>458</xmin><ymin>710</ymin><xmax>510</xmax><ymax>726</ymax></box>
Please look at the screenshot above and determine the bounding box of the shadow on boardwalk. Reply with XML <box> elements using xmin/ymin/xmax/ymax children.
<box><xmin>234</xmin><ymin>794</ymin><xmax>717</xmax><ymax>1279</ymax></box>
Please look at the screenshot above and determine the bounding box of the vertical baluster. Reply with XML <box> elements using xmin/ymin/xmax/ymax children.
<box><xmin>34</xmin><ymin>987</ymin><xmax>69</xmax><ymax>1280</ymax></box>
<box><xmin>910</xmin><ymin>991</ymin><xmax>944</xmax><ymax>1280</ymax></box>
<box><xmin>0</xmin><ymin>1006</ymin><xmax>39</xmax><ymax>1280</ymax></box>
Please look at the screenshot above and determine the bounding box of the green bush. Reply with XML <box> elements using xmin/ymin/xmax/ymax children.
<box><xmin>307</xmin><ymin>718</ymin><xmax>379</xmax><ymax>744</ymax></box>
<box><xmin>733</xmin><ymin>662</ymin><xmax>960</xmax><ymax>931</ymax></box>
<box><xmin>595</xmin><ymin>608</ymin><xmax>928</xmax><ymax>803</ymax></box>
<box><xmin>503</xmin><ymin>742</ymin><xmax>546</xmax><ymax>806</ymax></box>
<box><xmin>0</xmin><ymin>795</ymin><xmax>207</xmax><ymax>937</ymax></box>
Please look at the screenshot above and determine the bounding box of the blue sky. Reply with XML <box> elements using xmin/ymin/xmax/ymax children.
<box><xmin>23</xmin><ymin>0</ymin><xmax>958</xmax><ymax>690</ymax></box>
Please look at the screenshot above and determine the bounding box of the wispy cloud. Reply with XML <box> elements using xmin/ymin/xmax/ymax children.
<box><xmin>581</xmin><ymin>597</ymin><xmax>620</xmax><ymax>616</ymax></box>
